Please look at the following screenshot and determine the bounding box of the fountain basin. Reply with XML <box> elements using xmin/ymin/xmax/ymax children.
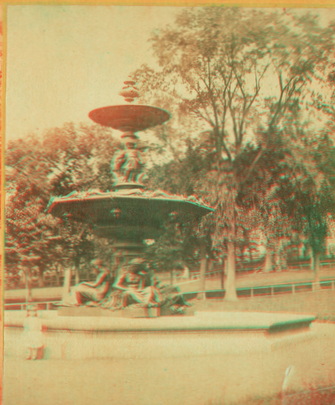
<box><xmin>89</xmin><ymin>105</ymin><xmax>171</xmax><ymax>132</ymax></box>
<box><xmin>48</xmin><ymin>189</ymin><xmax>214</xmax><ymax>239</ymax></box>
<box><xmin>4</xmin><ymin>311</ymin><xmax>316</xmax><ymax>360</ymax></box>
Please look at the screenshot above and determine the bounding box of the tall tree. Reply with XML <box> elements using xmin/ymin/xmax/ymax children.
<box><xmin>134</xmin><ymin>8</ymin><xmax>334</xmax><ymax>300</ymax></box>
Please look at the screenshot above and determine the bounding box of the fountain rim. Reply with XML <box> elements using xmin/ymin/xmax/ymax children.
<box><xmin>89</xmin><ymin>104</ymin><xmax>172</xmax><ymax>128</ymax></box>
<box><xmin>89</xmin><ymin>103</ymin><xmax>172</xmax><ymax>111</ymax></box>
<box><xmin>47</xmin><ymin>193</ymin><xmax>215</xmax><ymax>214</ymax></box>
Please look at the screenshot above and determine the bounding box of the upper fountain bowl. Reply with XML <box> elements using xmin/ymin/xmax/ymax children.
<box><xmin>89</xmin><ymin>105</ymin><xmax>171</xmax><ymax>133</ymax></box>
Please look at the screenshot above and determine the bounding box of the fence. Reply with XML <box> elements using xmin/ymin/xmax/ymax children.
<box><xmin>4</xmin><ymin>301</ymin><xmax>59</xmax><ymax>311</ymax></box>
<box><xmin>187</xmin><ymin>269</ymin><xmax>222</xmax><ymax>281</ymax></box>
<box><xmin>5</xmin><ymin>278</ymin><xmax>335</xmax><ymax>311</ymax></box>
<box><xmin>7</xmin><ymin>257</ymin><xmax>335</xmax><ymax>291</ymax></box>
<box><xmin>181</xmin><ymin>278</ymin><xmax>335</xmax><ymax>301</ymax></box>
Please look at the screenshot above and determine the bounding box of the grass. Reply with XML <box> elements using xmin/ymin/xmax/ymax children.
<box><xmin>199</xmin><ymin>290</ymin><xmax>335</xmax><ymax>404</ymax></box>
<box><xmin>192</xmin><ymin>290</ymin><xmax>335</xmax><ymax>322</ymax></box>
<box><xmin>212</xmin><ymin>389</ymin><xmax>335</xmax><ymax>405</ymax></box>
<box><xmin>208</xmin><ymin>392</ymin><xmax>282</xmax><ymax>405</ymax></box>
<box><xmin>208</xmin><ymin>385</ymin><xmax>335</xmax><ymax>405</ymax></box>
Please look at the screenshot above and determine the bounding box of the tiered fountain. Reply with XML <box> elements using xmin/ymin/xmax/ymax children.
<box><xmin>48</xmin><ymin>78</ymin><xmax>213</xmax><ymax>267</ymax></box>
<box><xmin>5</xmin><ymin>78</ymin><xmax>317</xmax><ymax>369</ymax></box>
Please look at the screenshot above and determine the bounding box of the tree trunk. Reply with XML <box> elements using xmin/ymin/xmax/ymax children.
<box><xmin>21</xmin><ymin>270</ymin><xmax>26</xmax><ymax>286</ymax></box>
<box><xmin>313</xmin><ymin>251</ymin><xmax>321</xmax><ymax>290</ymax></box>
<box><xmin>221</xmin><ymin>258</ymin><xmax>226</xmax><ymax>290</ymax></box>
<box><xmin>199</xmin><ymin>244</ymin><xmax>207</xmax><ymax>300</ymax></box>
<box><xmin>208</xmin><ymin>259</ymin><xmax>214</xmax><ymax>273</ymax></box>
<box><xmin>324</xmin><ymin>240</ymin><xmax>329</xmax><ymax>256</ymax></box>
<box><xmin>62</xmin><ymin>267</ymin><xmax>72</xmax><ymax>301</ymax></box>
<box><xmin>37</xmin><ymin>266</ymin><xmax>44</xmax><ymax>288</ymax></box>
<box><xmin>298</xmin><ymin>243</ymin><xmax>304</xmax><ymax>260</ymax></box>
<box><xmin>181</xmin><ymin>265</ymin><xmax>190</xmax><ymax>280</ymax></box>
<box><xmin>264</xmin><ymin>249</ymin><xmax>272</xmax><ymax>272</ymax></box>
<box><xmin>55</xmin><ymin>265</ymin><xmax>60</xmax><ymax>287</ymax></box>
<box><xmin>225</xmin><ymin>241</ymin><xmax>238</xmax><ymax>301</ymax></box>
<box><xmin>170</xmin><ymin>269</ymin><xmax>174</xmax><ymax>285</ymax></box>
<box><xmin>75</xmin><ymin>264</ymin><xmax>80</xmax><ymax>285</ymax></box>
<box><xmin>26</xmin><ymin>268</ymin><xmax>32</xmax><ymax>305</ymax></box>
<box><xmin>273</xmin><ymin>240</ymin><xmax>282</xmax><ymax>272</ymax></box>
<box><xmin>310</xmin><ymin>254</ymin><xmax>314</xmax><ymax>271</ymax></box>
<box><xmin>280</xmin><ymin>246</ymin><xmax>288</xmax><ymax>272</ymax></box>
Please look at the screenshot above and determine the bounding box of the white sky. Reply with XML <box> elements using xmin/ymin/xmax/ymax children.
<box><xmin>6</xmin><ymin>6</ymin><xmax>335</xmax><ymax>143</ymax></box>
<box><xmin>6</xmin><ymin>5</ymin><xmax>180</xmax><ymax>142</ymax></box>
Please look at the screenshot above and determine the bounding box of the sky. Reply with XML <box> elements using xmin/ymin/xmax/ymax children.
<box><xmin>6</xmin><ymin>6</ymin><xmax>335</xmax><ymax>143</ymax></box>
<box><xmin>6</xmin><ymin>5</ymin><xmax>180</xmax><ymax>142</ymax></box>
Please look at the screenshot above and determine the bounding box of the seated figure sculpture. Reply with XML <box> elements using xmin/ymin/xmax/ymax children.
<box><xmin>113</xmin><ymin>258</ymin><xmax>163</xmax><ymax>308</ymax></box>
<box><xmin>61</xmin><ymin>257</ymin><xmax>190</xmax><ymax>315</ymax></box>
<box><xmin>62</xmin><ymin>258</ymin><xmax>112</xmax><ymax>306</ymax></box>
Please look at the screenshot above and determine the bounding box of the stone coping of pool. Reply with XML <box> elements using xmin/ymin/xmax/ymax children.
<box><xmin>56</xmin><ymin>306</ymin><xmax>195</xmax><ymax>318</ymax></box>
<box><xmin>4</xmin><ymin>310</ymin><xmax>316</xmax><ymax>333</ymax></box>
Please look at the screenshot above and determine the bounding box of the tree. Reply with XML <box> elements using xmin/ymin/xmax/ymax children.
<box><xmin>146</xmin><ymin>136</ymin><xmax>215</xmax><ymax>292</ymax></box>
<box><xmin>144</xmin><ymin>215</ymin><xmax>187</xmax><ymax>284</ymax></box>
<box><xmin>5</xmin><ymin>123</ymin><xmax>118</xmax><ymax>290</ymax></box>
<box><xmin>6</xmin><ymin>135</ymin><xmax>63</xmax><ymax>291</ymax></box>
<box><xmin>280</xmin><ymin>134</ymin><xmax>335</xmax><ymax>285</ymax></box>
<box><xmin>134</xmin><ymin>8</ymin><xmax>335</xmax><ymax>300</ymax></box>
<box><xmin>237</xmin><ymin>144</ymin><xmax>293</xmax><ymax>273</ymax></box>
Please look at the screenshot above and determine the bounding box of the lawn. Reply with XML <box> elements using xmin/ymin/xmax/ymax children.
<box><xmin>199</xmin><ymin>290</ymin><xmax>335</xmax><ymax>405</ymax></box>
<box><xmin>192</xmin><ymin>290</ymin><xmax>335</xmax><ymax>322</ymax></box>
<box><xmin>209</xmin><ymin>387</ymin><xmax>335</xmax><ymax>405</ymax></box>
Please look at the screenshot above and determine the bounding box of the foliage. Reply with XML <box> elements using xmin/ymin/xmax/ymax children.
<box><xmin>143</xmin><ymin>214</ymin><xmax>198</xmax><ymax>272</ymax></box>
<box><xmin>6</xmin><ymin>9</ymin><xmax>335</xmax><ymax>293</ymax></box>
<box><xmin>280</xmin><ymin>134</ymin><xmax>335</xmax><ymax>256</ymax></box>
<box><xmin>134</xmin><ymin>8</ymin><xmax>335</xmax><ymax>298</ymax></box>
<box><xmin>5</xmin><ymin>123</ymin><xmax>118</xmax><ymax>286</ymax></box>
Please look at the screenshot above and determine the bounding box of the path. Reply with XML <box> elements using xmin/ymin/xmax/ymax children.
<box><xmin>3</xmin><ymin>323</ymin><xmax>335</xmax><ymax>405</ymax></box>
<box><xmin>177</xmin><ymin>268</ymin><xmax>335</xmax><ymax>294</ymax></box>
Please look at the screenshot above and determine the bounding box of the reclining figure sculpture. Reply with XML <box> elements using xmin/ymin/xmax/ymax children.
<box><xmin>61</xmin><ymin>258</ymin><xmax>191</xmax><ymax>315</ymax></box>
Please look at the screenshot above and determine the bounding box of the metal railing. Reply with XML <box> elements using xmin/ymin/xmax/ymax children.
<box><xmin>181</xmin><ymin>278</ymin><xmax>335</xmax><ymax>301</ymax></box>
<box><xmin>4</xmin><ymin>275</ymin><xmax>335</xmax><ymax>310</ymax></box>
<box><xmin>186</xmin><ymin>270</ymin><xmax>222</xmax><ymax>280</ymax></box>
<box><xmin>4</xmin><ymin>301</ymin><xmax>59</xmax><ymax>311</ymax></box>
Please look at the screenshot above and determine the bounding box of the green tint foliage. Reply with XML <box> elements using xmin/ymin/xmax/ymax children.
<box><xmin>134</xmin><ymin>8</ymin><xmax>335</xmax><ymax>297</ymax></box>
<box><xmin>5</xmin><ymin>123</ymin><xmax>118</xmax><ymax>286</ymax></box>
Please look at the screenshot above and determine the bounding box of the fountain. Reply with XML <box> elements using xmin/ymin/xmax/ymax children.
<box><xmin>4</xmin><ymin>78</ymin><xmax>317</xmax><ymax>371</ymax></box>
<box><xmin>47</xmin><ymin>78</ymin><xmax>214</xmax><ymax>316</ymax></box>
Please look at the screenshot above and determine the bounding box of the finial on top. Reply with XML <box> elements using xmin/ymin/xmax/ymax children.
<box><xmin>119</xmin><ymin>76</ymin><xmax>140</xmax><ymax>103</ymax></box>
